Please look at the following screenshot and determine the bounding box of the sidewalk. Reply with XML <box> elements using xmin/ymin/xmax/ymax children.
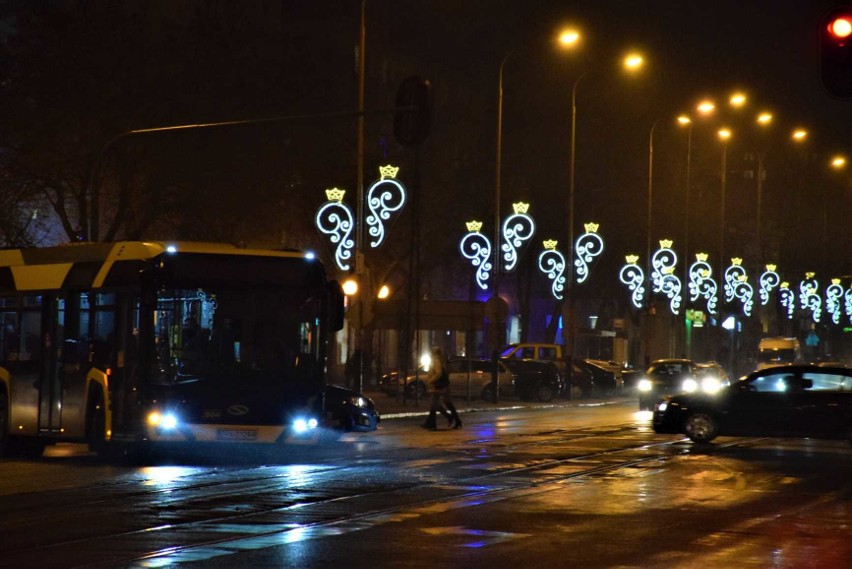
<box><xmin>364</xmin><ymin>388</ymin><xmax>628</xmax><ymax>419</ymax></box>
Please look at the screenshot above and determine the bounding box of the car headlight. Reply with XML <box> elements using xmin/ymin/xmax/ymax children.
<box><xmin>682</xmin><ymin>378</ymin><xmax>698</xmax><ymax>393</ymax></box>
<box><xmin>701</xmin><ymin>376</ymin><xmax>722</xmax><ymax>394</ymax></box>
<box><xmin>350</xmin><ymin>396</ymin><xmax>368</xmax><ymax>408</ymax></box>
<box><xmin>637</xmin><ymin>378</ymin><xmax>652</xmax><ymax>392</ymax></box>
<box><xmin>147</xmin><ymin>410</ymin><xmax>180</xmax><ymax>431</ymax></box>
<box><xmin>656</xmin><ymin>401</ymin><xmax>668</xmax><ymax>412</ymax></box>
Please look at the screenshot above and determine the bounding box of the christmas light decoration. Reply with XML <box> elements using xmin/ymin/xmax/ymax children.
<box><xmin>315</xmin><ymin>188</ymin><xmax>355</xmax><ymax>271</ymax></box>
<box><xmin>619</xmin><ymin>254</ymin><xmax>645</xmax><ymax>309</ymax></box>
<box><xmin>826</xmin><ymin>278</ymin><xmax>843</xmax><ymax>324</ymax></box>
<box><xmin>459</xmin><ymin>221</ymin><xmax>492</xmax><ymax>291</ymax></box>
<box><xmin>366</xmin><ymin>165</ymin><xmax>407</xmax><ymax>248</ymax></box>
<box><xmin>724</xmin><ymin>258</ymin><xmax>746</xmax><ymax>303</ymax></box>
<box><xmin>651</xmin><ymin>240</ymin><xmax>682</xmax><ymax>314</ymax></box>
<box><xmin>688</xmin><ymin>253</ymin><xmax>718</xmax><ymax>315</ymax></box>
<box><xmin>758</xmin><ymin>264</ymin><xmax>780</xmax><ymax>306</ymax></box>
<box><xmin>574</xmin><ymin>222</ymin><xmax>605</xmax><ymax>284</ymax></box>
<box><xmin>538</xmin><ymin>240</ymin><xmax>566</xmax><ymax>300</ymax></box>
<box><xmin>501</xmin><ymin>202</ymin><xmax>536</xmax><ymax>272</ymax></box>
<box><xmin>779</xmin><ymin>282</ymin><xmax>795</xmax><ymax>320</ymax></box>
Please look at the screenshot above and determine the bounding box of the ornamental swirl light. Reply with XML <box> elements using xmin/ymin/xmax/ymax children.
<box><xmin>825</xmin><ymin>278</ymin><xmax>843</xmax><ymax>325</ymax></box>
<box><xmin>366</xmin><ymin>165</ymin><xmax>407</xmax><ymax>248</ymax></box>
<box><xmin>799</xmin><ymin>272</ymin><xmax>818</xmax><ymax>309</ymax></box>
<box><xmin>779</xmin><ymin>281</ymin><xmax>795</xmax><ymax>320</ymax></box>
<box><xmin>501</xmin><ymin>202</ymin><xmax>536</xmax><ymax>272</ymax></box>
<box><xmin>315</xmin><ymin>188</ymin><xmax>355</xmax><ymax>271</ymax></box>
<box><xmin>733</xmin><ymin>275</ymin><xmax>754</xmax><ymax>317</ymax></box>
<box><xmin>724</xmin><ymin>258</ymin><xmax>746</xmax><ymax>303</ymax></box>
<box><xmin>538</xmin><ymin>240</ymin><xmax>566</xmax><ymax>300</ymax></box>
<box><xmin>651</xmin><ymin>240</ymin><xmax>682</xmax><ymax>314</ymax></box>
<box><xmin>845</xmin><ymin>287</ymin><xmax>852</xmax><ymax>323</ymax></box>
<box><xmin>688</xmin><ymin>253</ymin><xmax>718</xmax><ymax>315</ymax></box>
<box><xmin>803</xmin><ymin>283</ymin><xmax>822</xmax><ymax>323</ymax></box>
<box><xmin>758</xmin><ymin>264</ymin><xmax>780</xmax><ymax>306</ymax></box>
<box><xmin>574</xmin><ymin>222</ymin><xmax>605</xmax><ymax>284</ymax></box>
<box><xmin>459</xmin><ymin>221</ymin><xmax>492</xmax><ymax>291</ymax></box>
<box><xmin>620</xmin><ymin>255</ymin><xmax>645</xmax><ymax>309</ymax></box>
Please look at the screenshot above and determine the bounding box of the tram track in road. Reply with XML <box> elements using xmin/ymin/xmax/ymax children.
<box><xmin>1</xmin><ymin>422</ymin><xmax>769</xmax><ymax>568</ymax></box>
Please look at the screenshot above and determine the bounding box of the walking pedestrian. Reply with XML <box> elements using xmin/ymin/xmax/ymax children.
<box><xmin>421</xmin><ymin>346</ymin><xmax>463</xmax><ymax>430</ymax></box>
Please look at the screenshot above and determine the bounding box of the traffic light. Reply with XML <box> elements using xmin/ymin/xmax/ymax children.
<box><xmin>820</xmin><ymin>8</ymin><xmax>852</xmax><ymax>99</ymax></box>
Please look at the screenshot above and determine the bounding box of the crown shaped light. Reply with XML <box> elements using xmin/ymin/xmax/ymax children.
<box><xmin>805</xmin><ymin>271</ymin><xmax>815</xmax><ymax>279</ymax></box>
<box><xmin>765</xmin><ymin>264</ymin><xmax>777</xmax><ymax>272</ymax></box>
<box><xmin>659</xmin><ymin>239</ymin><xmax>673</xmax><ymax>249</ymax></box>
<box><xmin>379</xmin><ymin>165</ymin><xmax>399</xmax><ymax>179</ymax></box>
<box><xmin>663</xmin><ymin>266</ymin><xmax>675</xmax><ymax>275</ymax></box>
<box><xmin>512</xmin><ymin>202</ymin><xmax>530</xmax><ymax>214</ymax></box>
<box><xmin>543</xmin><ymin>239</ymin><xmax>558</xmax><ymax>250</ymax></box>
<box><xmin>465</xmin><ymin>220</ymin><xmax>483</xmax><ymax>232</ymax></box>
<box><xmin>625</xmin><ymin>254</ymin><xmax>639</xmax><ymax>264</ymax></box>
<box><xmin>780</xmin><ymin>281</ymin><xmax>790</xmax><ymax>289</ymax></box>
<box><xmin>695</xmin><ymin>252</ymin><xmax>709</xmax><ymax>262</ymax></box>
<box><xmin>325</xmin><ymin>188</ymin><xmax>346</xmax><ymax>202</ymax></box>
<box><xmin>832</xmin><ymin>278</ymin><xmax>841</xmax><ymax>285</ymax></box>
<box><xmin>584</xmin><ymin>222</ymin><xmax>599</xmax><ymax>233</ymax></box>
<box><xmin>700</xmin><ymin>269</ymin><xmax>710</xmax><ymax>278</ymax></box>
<box><xmin>731</xmin><ymin>258</ymin><xmax>743</xmax><ymax>266</ymax></box>
<box><xmin>737</xmin><ymin>275</ymin><xmax>748</xmax><ymax>282</ymax></box>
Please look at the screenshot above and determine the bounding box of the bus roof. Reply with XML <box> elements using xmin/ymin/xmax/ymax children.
<box><xmin>0</xmin><ymin>241</ymin><xmax>318</xmax><ymax>292</ymax></box>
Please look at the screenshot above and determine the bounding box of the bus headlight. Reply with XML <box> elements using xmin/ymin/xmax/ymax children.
<box><xmin>292</xmin><ymin>417</ymin><xmax>320</xmax><ymax>433</ymax></box>
<box><xmin>637</xmin><ymin>378</ymin><xmax>652</xmax><ymax>392</ymax></box>
<box><xmin>147</xmin><ymin>410</ymin><xmax>180</xmax><ymax>431</ymax></box>
<box><xmin>682</xmin><ymin>378</ymin><xmax>698</xmax><ymax>393</ymax></box>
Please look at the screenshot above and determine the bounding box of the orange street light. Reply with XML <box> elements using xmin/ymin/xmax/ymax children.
<box><xmin>792</xmin><ymin>128</ymin><xmax>808</xmax><ymax>141</ymax></box>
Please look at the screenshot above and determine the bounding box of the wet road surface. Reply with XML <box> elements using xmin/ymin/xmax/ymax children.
<box><xmin>1</xmin><ymin>401</ymin><xmax>851</xmax><ymax>568</ymax></box>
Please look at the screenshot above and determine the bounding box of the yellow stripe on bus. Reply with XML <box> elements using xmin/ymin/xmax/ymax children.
<box><xmin>11</xmin><ymin>263</ymin><xmax>73</xmax><ymax>290</ymax></box>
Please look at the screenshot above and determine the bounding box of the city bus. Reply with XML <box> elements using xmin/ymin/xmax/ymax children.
<box><xmin>0</xmin><ymin>241</ymin><xmax>344</xmax><ymax>458</ymax></box>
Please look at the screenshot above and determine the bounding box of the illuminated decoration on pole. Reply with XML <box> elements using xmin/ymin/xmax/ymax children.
<box><xmin>366</xmin><ymin>165</ymin><xmax>407</xmax><ymax>248</ymax></box>
<box><xmin>779</xmin><ymin>282</ymin><xmax>795</xmax><ymax>320</ymax></box>
<box><xmin>459</xmin><ymin>220</ymin><xmax>492</xmax><ymax>291</ymax></box>
<box><xmin>733</xmin><ymin>275</ymin><xmax>754</xmax><ymax>317</ymax></box>
<box><xmin>688</xmin><ymin>253</ymin><xmax>718</xmax><ymax>315</ymax></box>
<box><xmin>501</xmin><ymin>202</ymin><xmax>536</xmax><ymax>272</ymax></box>
<box><xmin>825</xmin><ymin>278</ymin><xmax>843</xmax><ymax>325</ymax></box>
<box><xmin>845</xmin><ymin>287</ymin><xmax>852</xmax><ymax>323</ymax></box>
<box><xmin>315</xmin><ymin>188</ymin><xmax>355</xmax><ymax>271</ymax></box>
<box><xmin>758</xmin><ymin>264</ymin><xmax>781</xmax><ymax>306</ymax></box>
<box><xmin>619</xmin><ymin>254</ymin><xmax>645</xmax><ymax>309</ymax></box>
<box><xmin>799</xmin><ymin>272</ymin><xmax>818</xmax><ymax>309</ymax></box>
<box><xmin>538</xmin><ymin>240</ymin><xmax>566</xmax><ymax>300</ymax></box>
<box><xmin>651</xmin><ymin>240</ymin><xmax>682</xmax><ymax>314</ymax></box>
<box><xmin>724</xmin><ymin>258</ymin><xmax>747</xmax><ymax>303</ymax></box>
<box><xmin>574</xmin><ymin>222</ymin><xmax>605</xmax><ymax>284</ymax></box>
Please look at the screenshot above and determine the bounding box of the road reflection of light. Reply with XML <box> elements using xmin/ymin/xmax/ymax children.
<box><xmin>141</xmin><ymin>466</ymin><xmax>199</xmax><ymax>488</ymax></box>
<box><xmin>634</xmin><ymin>410</ymin><xmax>653</xmax><ymax>422</ymax></box>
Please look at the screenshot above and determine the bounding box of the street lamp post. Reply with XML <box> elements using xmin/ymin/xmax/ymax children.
<box><xmin>718</xmin><ymin>128</ymin><xmax>732</xmax><ymax>273</ymax></box>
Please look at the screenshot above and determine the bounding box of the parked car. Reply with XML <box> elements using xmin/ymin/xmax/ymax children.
<box><xmin>637</xmin><ymin>359</ymin><xmax>698</xmax><ymax>410</ymax></box>
<box><xmin>653</xmin><ymin>364</ymin><xmax>852</xmax><ymax>443</ymax></box>
<box><xmin>378</xmin><ymin>358</ymin><xmax>514</xmax><ymax>400</ymax></box>
<box><xmin>575</xmin><ymin>359</ymin><xmax>619</xmax><ymax>396</ymax></box>
<box><xmin>500</xmin><ymin>343</ymin><xmax>566</xmax><ymax>372</ymax></box>
<box><xmin>500</xmin><ymin>358</ymin><xmax>563</xmax><ymax>402</ymax></box>
<box><xmin>324</xmin><ymin>384</ymin><xmax>380</xmax><ymax>432</ymax></box>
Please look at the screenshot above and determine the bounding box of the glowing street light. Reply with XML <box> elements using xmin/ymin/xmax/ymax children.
<box><xmin>559</xmin><ymin>29</ymin><xmax>581</xmax><ymax>47</ymax></box>
<box><xmin>831</xmin><ymin>155</ymin><xmax>847</xmax><ymax>168</ymax></box>
<box><xmin>792</xmin><ymin>128</ymin><xmax>808</xmax><ymax>141</ymax></box>
<box><xmin>756</xmin><ymin>112</ymin><xmax>773</xmax><ymax>125</ymax></box>
<box><xmin>377</xmin><ymin>284</ymin><xmax>390</xmax><ymax>299</ymax></box>
<box><xmin>696</xmin><ymin>100</ymin><xmax>716</xmax><ymax>115</ymax></box>
<box><xmin>624</xmin><ymin>53</ymin><xmax>644</xmax><ymax>70</ymax></box>
<box><xmin>342</xmin><ymin>279</ymin><xmax>359</xmax><ymax>296</ymax></box>
<box><xmin>729</xmin><ymin>92</ymin><xmax>747</xmax><ymax>107</ymax></box>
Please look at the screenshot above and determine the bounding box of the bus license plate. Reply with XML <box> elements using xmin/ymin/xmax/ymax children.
<box><xmin>217</xmin><ymin>429</ymin><xmax>258</xmax><ymax>442</ymax></box>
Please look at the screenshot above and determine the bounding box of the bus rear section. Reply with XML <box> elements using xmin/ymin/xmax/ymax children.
<box><xmin>756</xmin><ymin>337</ymin><xmax>801</xmax><ymax>371</ymax></box>
<box><xmin>0</xmin><ymin>242</ymin><xmax>344</xmax><ymax>458</ymax></box>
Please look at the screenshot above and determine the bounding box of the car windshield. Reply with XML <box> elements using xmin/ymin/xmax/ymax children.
<box><xmin>649</xmin><ymin>363</ymin><xmax>691</xmax><ymax>376</ymax></box>
<box><xmin>757</xmin><ymin>349</ymin><xmax>797</xmax><ymax>364</ymax></box>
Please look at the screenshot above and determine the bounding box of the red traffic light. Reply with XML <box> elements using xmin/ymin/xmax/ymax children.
<box><xmin>827</xmin><ymin>15</ymin><xmax>852</xmax><ymax>43</ymax></box>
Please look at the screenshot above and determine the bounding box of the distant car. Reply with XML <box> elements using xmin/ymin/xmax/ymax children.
<box><xmin>694</xmin><ymin>361</ymin><xmax>731</xmax><ymax>392</ymax></box>
<box><xmin>653</xmin><ymin>364</ymin><xmax>852</xmax><ymax>443</ymax></box>
<box><xmin>500</xmin><ymin>343</ymin><xmax>566</xmax><ymax>372</ymax></box>
<box><xmin>575</xmin><ymin>359</ymin><xmax>619</xmax><ymax>396</ymax></box>
<box><xmin>636</xmin><ymin>359</ymin><xmax>698</xmax><ymax>410</ymax></box>
<box><xmin>324</xmin><ymin>384</ymin><xmax>380</xmax><ymax>432</ymax></box>
<box><xmin>500</xmin><ymin>358</ymin><xmax>563</xmax><ymax>402</ymax></box>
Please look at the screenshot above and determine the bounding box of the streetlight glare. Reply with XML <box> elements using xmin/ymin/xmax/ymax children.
<box><xmin>756</xmin><ymin>112</ymin><xmax>773</xmax><ymax>125</ymax></box>
<box><xmin>677</xmin><ymin>115</ymin><xmax>691</xmax><ymax>125</ymax></box>
<box><xmin>623</xmin><ymin>53</ymin><xmax>644</xmax><ymax>70</ymax></box>
<box><xmin>718</xmin><ymin>128</ymin><xmax>732</xmax><ymax>140</ymax></box>
<box><xmin>831</xmin><ymin>155</ymin><xmax>847</xmax><ymax>168</ymax></box>
<box><xmin>559</xmin><ymin>29</ymin><xmax>581</xmax><ymax>47</ymax></box>
<box><xmin>697</xmin><ymin>100</ymin><xmax>715</xmax><ymax>114</ymax></box>
<box><xmin>792</xmin><ymin>128</ymin><xmax>808</xmax><ymax>141</ymax></box>
<box><xmin>377</xmin><ymin>284</ymin><xmax>390</xmax><ymax>299</ymax></box>
<box><xmin>729</xmin><ymin>92</ymin><xmax>747</xmax><ymax>107</ymax></box>
<box><xmin>342</xmin><ymin>279</ymin><xmax>359</xmax><ymax>296</ymax></box>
